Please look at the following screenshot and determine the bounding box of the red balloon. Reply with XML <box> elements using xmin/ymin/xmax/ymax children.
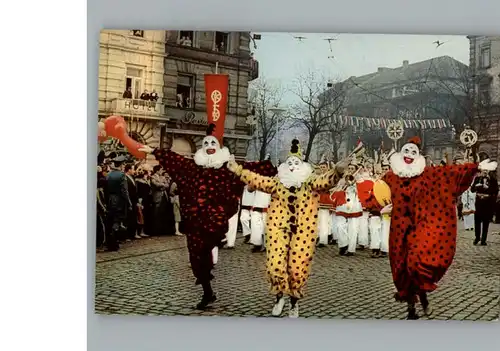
<box><xmin>103</xmin><ymin>115</ymin><xmax>147</xmax><ymax>159</ymax></box>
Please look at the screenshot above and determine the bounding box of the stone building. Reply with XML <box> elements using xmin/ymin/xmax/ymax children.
<box><xmin>162</xmin><ymin>31</ymin><xmax>259</xmax><ymax>160</ymax></box>
<box><xmin>98</xmin><ymin>30</ymin><xmax>167</xmax><ymax>149</ymax></box>
<box><xmin>98</xmin><ymin>30</ymin><xmax>259</xmax><ymax>160</ymax></box>
<box><xmin>467</xmin><ymin>36</ymin><xmax>500</xmax><ymax>163</ymax></box>
<box><xmin>325</xmin><ymin>56</ymin><xmax>469</xmax><ymax>164</ymax></box>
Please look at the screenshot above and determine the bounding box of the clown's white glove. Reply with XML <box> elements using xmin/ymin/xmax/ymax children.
<box><xmin>478</xmin><ymin>159</ymin><xmax>498</xmax><ymax>172</ymax></box>
<box><xmin>381</xmin><ymin>203</ymin><xmax>393</xmax><ymax>214</ymax></box>
<box><xmin>138</xmin><ymin>145</ymin><xmax>154</xmax><ymax>154</ymax></box>
<box><xmin>227</xmin><ymin>155</ymin><xmax>242</xmax><ymax>175</ymax></box>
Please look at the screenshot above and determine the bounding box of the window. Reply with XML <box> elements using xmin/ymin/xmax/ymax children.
<box><xmin>125</xmin><ymin>67</ymin><xmax>143</xmax><ymax>99</ymax></box>
<box><xmin>480</xmin><ymin>46</ymin><xmax>491</xmax><ymax>68</ymax></box>
<box><xmin>214</xmin><ymin>31</ymin><xmax>229</xmax><ymax>53</ymax></box>
<box><xmin>130</xmin><ymin>30</ymin><xmax>144</xmax><ymax>38</ymax></box>
<box><xmin>478</xmin><ymin>83</ymin><xmax>491</xmax><ymax>105</ymax></box>
<box><xmin>178</xmin><ymin>31</ymin><xmax>194</xmax><ymax>47</ymax></box>
<box><xmin>176</xmin><ymin>74</ymin><xmax>194</xmax><ymax>108</ymax></box>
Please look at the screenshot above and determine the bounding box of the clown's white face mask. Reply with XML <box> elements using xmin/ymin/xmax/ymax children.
<box><xmin>389</xmin><ymin>142</ymin><xmax>426</xmax><ymax>178</ymax></box>
<box><xmin>277</xmin><ymin>155</ymin><xmax>313</xmax><ymax>188</ymax></box>
<box><xmin>193</xmin><ymin>135</ymin><xmax>231</xmax><ymax>169</ymax></box>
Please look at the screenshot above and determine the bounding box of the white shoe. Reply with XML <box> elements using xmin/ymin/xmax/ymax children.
<box><xmin>271</xmin><ymin>297</ymin><xmax>285</xmax><ymax>317</ymax></box>
<box><xmin>289</xmin><ymin>302</ymin><xmax>299</xmax><ymax>318</ymax></box>
<box><xmin>134</xmin><ymin>235</ymin><xmax>142</xmax><ymax>239</ymax></box>
<box><xmin>140</xmin><ymin>233</ymin><xmax>149</xmax><ymax>238</ymax></box>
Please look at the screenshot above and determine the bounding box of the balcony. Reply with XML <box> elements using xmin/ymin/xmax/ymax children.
<box><xmin>107</xmin><ymin>98</ymin><xmax>167</xmax><ymax>120</ymax></box>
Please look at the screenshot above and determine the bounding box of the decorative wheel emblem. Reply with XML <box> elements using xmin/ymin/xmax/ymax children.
<box><xmin>459</xmin><ymin>129</ymin><xmax>478</xmax><ymax>147</ymax></box>
<box><xmin>386</xmin><ymin>121</ymin><xmax>404</xmax><ymax>141</ymax></box>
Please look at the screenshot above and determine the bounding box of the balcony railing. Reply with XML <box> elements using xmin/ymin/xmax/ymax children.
<box><xmin>108</xmin><ymin>98</ymin><xmax>166</xmax><ymax>119</ymax></box>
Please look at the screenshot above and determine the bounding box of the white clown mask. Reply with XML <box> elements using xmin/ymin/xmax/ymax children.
<box><xmin>193</xmin><ymin>135</ymin><xmax>231</xmax><ymax>169</ymax></box>
<box><xmin>389</xmin><ymin>141</ymin><xmax>426</xmax><ymax>178</ymax></box>
<box><xmin>401</xmin><ymin>143</ymin><xmax>420</xmax><ymax>165</ymax></box>
<box><xmin>277</xmin><ymin>155</ymin><xmax>313</xmax><ymax>188</ymax></box>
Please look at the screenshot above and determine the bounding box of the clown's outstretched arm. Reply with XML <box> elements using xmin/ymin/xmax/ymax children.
<box><xmin>138</xmin><ymin>145</ymin><xmax>194</xmax><ymax>179</ymax></box>
<box><xmin>228</xmin><ymin>159</ymin><xmax>277</xmax><ymax>194</ymax></box>
<box><xmin>311</xmin><ymin>168</ymin><xmax>341</xmax><ymax>192</ymax></box>
<box><xmin>442</xmin><ymin>158</ymin><xmax>497</xmax><ymax>196</ymax></box>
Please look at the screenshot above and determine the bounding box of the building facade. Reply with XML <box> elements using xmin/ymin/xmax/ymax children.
<box><xmin>327</xmin><ymin>56</ymin><xmax>469</xmax><ymax>164</ymax></box>
<box><xmin>468</xmin><ymin>36</ymin><xmax>500</xmax><ymax>163</ymax></box>
<box><xmin>99</xmin><ymin>30</ymin><xmax>167</xmax><ymax>149</ymax></box>
<box><xmin>162</xmin><ymin>31</ymin><xmax>259</xmax><ymax>159</ymax></box>
<box><xmin>98</xmin><ymin>30</ymin><xmax>259</xmax><ymax>160</ymax></box>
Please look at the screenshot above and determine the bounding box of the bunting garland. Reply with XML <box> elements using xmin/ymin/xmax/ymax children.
<box><xmin>336</xmin><ymin>115</ymin><xmax>452</xmax><ymax>132</ymax></box>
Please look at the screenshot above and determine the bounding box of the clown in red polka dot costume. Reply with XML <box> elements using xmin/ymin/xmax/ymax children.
<box><xmin>379</xmin><ymin>136</ymin><xmax>497</xmax><ymax>320</ymax></box>
<box><xmin>138</xmin><ymin>123</ymin><xmax>277</xmax><ymax>310</ymax></box>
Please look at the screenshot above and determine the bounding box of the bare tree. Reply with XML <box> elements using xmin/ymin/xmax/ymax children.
<box><xmin>289</xmin><ymin>69</ymin><xmax>348</xmax><ymax>162</ymax></box>
<box><xmin>247</xmin><ymin>78</ymin><xmax>287</xmax><ymax>161</ymax></box>
<box><xmin>409</xmin><ymin>57</ymin><xmax>499</xmax><ymax>151</ymax></box>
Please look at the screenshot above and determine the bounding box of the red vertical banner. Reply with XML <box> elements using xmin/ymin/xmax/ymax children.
<box><xmin>204</xmin><ymin>74</ymin><xmax>229</xmax><ymax>144</ymax></box>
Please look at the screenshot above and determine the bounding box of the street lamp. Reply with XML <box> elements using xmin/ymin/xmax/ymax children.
<box><xmin>268</xmin><ymin>107</ymin><xmax>286</xmax><ymax>164</ymax></box>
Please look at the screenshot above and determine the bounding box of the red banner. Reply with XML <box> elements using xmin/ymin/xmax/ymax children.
<box><xmin>204</xmin><ymin>74</ymin><xmax>229</xmax><ymax>144</ymax></box>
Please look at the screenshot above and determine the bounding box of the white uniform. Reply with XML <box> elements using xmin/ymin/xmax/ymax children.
<box><xmin>380</xmin><ymin>212</ymin><xmax>391</xmax><ymax>254</ymax></box>
<box><xmin>250</xmin><ymin>190</ymin><xmax>271</xmax><ymax>246</ymax></box>
<box><xmin>335</xmin><ymin>184</ymin><xmax>363</xmax><ymax>253</ymax></box>
<box><xmin>225</xmin><ymin>206</ymin><xmax>240</xmax><ymax>248</ymax></box>
<box><xmin>240</xmin><ymin>186</ymin><xmax>255</xmax><ymax>238</ymax></box>
<box><xmin>461</xmin><ymin>188</ymin><xmax>476</xmax><ymax>230</ymax></box>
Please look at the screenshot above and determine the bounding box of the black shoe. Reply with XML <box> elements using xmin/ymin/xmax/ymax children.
<box><xmin>339</xmin><ymin>247</ymin><xmax>347</xmax><ymax>256</ymax></box>
<box><xmin>407</xmin><ymin>310</ymin><xmax>420</xmax><ymax>320</ymax></box>
<box><xmin>318</xmin><ymin>243</ymin><xmax>326</xmax><ymax>248</ymax></box>
<box><xmin>196</xmin><ymin>294</ymin><xmax>217</xmax><ymax>310</ymax></box>
<box><xmin>480</xmin><ymin>242</ymin><xmax>487</xmax><ymax>246</ymax></box>
<box><xmin>243</xmin><ymin>235</ymin><xmax>250</xmax><ymax>244</ymax></box>
<box><xmin>379</xmin><ymin>252</ymin><xmax>388</xmax><ymax>258</ymax></box>
<box><xmin>473</xmin><ymin>239</ymin><xmax>480</xmax><ymax>245</ymax></box>
<box><xmin>251</xmin><ymin>245</ymin><xmax>262</xmax><ymax>253</ymax></box>
<box><xmin>345</xmin><ymin>252</ymin><xmax>354</xmax><ymax>257</ymax></box>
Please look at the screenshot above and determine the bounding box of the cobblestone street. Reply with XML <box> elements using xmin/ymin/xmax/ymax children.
<box><xmin>94</xmin><ymin>224</ymin><xmax>500</xmax><ymax>321</ymax></box>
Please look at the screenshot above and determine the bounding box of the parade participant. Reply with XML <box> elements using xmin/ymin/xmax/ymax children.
<box><xmin>317</xmin><ymin>157</ymin><xmax>334</xmax><ymax>248</ymax></box>
<box><xmin>170</xmin><ymin>182</ymin><xmax>183</xmax><ymax>236</ymax></box>
<box><xmin>224</xmin><ymin>202</ymin><xmax>240</xmax><ymax>249</ymax></box>
<box><xmin>378</xmin><ymin>154</ymin><xmax>391</xmax><ymax>258</ymax></box>
<box><xmin>240</xmin><ymin>185</ymin><xmax>255</xmax><ymax>244</ymax></box>
<box><xmin>329</xmin><ymin>179</ymin><xmax>347</xmax><ymax>246</ymax></box>
<box><xmin>335</xmin><ymin>155</ymin><xmax>363</xmax><ymax>256</ymax></box>
<box><xmin>461</xmin><ymin>185</ymin><xmax>476</xmax><ymax>231</ymax></box>
<box><xmin>250</xmin><ymin>186</ymin><xmax>272</xmax><ymax>253</ymax></box>
<box><xmin>471</xmin><ymin>169</ymin><xmax>499</xmax><ymax>245</ymax></box>
<box><xmin>380</xmin><ymin>136</ymin><xmax>497</xmax><ymax>319</ymax></box>
<box><xmin>137</xmin><ymin>123</ymin><xmax>276</xmax><ymax>310</ymax></box>
<box><xmin>356</xmin><ymin>161</ymin><xmax>374</xmax><ymax>250</ymax></box>
<box><xmin>227</xmin><ymin>139</ymin><xmax>343</xmax><ymax>318</ymax></box>
<box><xmin>365</xmin><ymin>163</ymin><xmax>383</xmax><ymax>258</ymax></box>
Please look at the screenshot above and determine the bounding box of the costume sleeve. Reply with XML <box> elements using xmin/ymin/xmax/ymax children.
<box><xmin>152</xmin><ymin>148</ymin><xmax>193</xmax><ymax>179</ymax></box>
<box><xmin>239</xmin><ymin>169</ymin><xmax>278</xmax><ymax>194</ymax></box>
<box><xmin>310</xmin><ymin>169</ymin><xmax>339</xmax><ymax>192</ymax></box>
<box><xmin>441</xmin><ymin>163</ymin><xmax>479</xmax><ymax>197</ymax></box>
<box><xmin>242</xmin><ymin>160</ymin><xmax>278</xmax><ymax>177</ymax></box>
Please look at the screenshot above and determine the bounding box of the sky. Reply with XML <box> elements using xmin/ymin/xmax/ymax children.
<box><xmin>253</xmin><ymin>33</ymin><xmax>470</xmax><ymax>104</ymax></box>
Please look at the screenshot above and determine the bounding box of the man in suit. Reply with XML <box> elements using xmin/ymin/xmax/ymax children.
<box><xmin>124</xmin><ymin>163</ymin><xmax>139</xmax><ymax>240</ymax></box>
<box><xmin>471</xmin><ymin>170</ymin><xmax>499</xmax><ymax>245</ymax></box>
<box><xmin>105</xmin><ymin>156</ymin><xmax>133</xmax><ymax>251</ymax></box>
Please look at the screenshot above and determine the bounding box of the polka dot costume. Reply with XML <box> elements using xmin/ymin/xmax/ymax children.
<box><xmin>153</xmin><ymin>148</ymin><xmax>277</xmax><ymax>285</ymax></box>
<box><xmin>239</xmin><ymin>168</ymin><xmax>340</xmax><ymax>299</ymax></box>
<box><xmin>382</xmin><ymin>163</ymin><xmax>478</xmax><ymax>303</ymax></box>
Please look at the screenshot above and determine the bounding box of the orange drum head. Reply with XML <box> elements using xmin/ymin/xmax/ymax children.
<box><xmin>373</xmin><ymin>180</ymin><xmax>392</xmax><ymax>207</ymax></box>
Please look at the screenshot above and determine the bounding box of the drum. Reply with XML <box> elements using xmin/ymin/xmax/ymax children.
<box><xmin>373</xmin><ymin>180</ymin><xmax>391</xmax><ymax>207</ymax></box>
<box><xmin>356</xmin><ymin>179</ymin><xmax>374</xmax><ymax>204</ymax></box>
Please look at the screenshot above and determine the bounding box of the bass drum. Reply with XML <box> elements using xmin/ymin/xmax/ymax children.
<box><xmin>373</xmin><ymin>180</ymin><xmax>392</xmax><ymax>207</ymax></box>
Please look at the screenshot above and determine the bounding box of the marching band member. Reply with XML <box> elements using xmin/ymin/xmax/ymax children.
<box><xmin>250</xmin><ymin>188</ymin><xmax>271</xmax><ymax>252</ymax></box>
<box><xmin>335</xmin><ymin>155</ymin><xmax>363</xmax><ymax>256</ymax></box>
<box><xmin>379</xmin><ymin>154</ymin><xmax>391</xmax><ymax>258</ymax></box>
<box><xmin>366</xmin><ymin>163</ymin><xmax>383</xmax><ymax>258</ymax></box>
<box><xmin>356</xmin><ymin>161</ymin><xmax>374</xmax><ymax>250</ymax></box>
<box><xmin>227</xmin><ymin>139</ymin><xmax>344</xmax><ymax>318</ymax></box>
<box><xmin>461</xmin><ymin>185</ymin><xmax>476</xmax><ymax>231</ymax></box>
<box><xmin>330</xmin><ymin>180</ymin><xmax>346</xmax><ymax>246</ymax></box>
<box><xmin>317</xmin><ymin>158</ymin><xmax>334</xmax><ymax>247</ymax></box>
<box><xmin>240</xmin><ymin>185</ymin><xmax>256</xmax><ymax>243</ymax></box>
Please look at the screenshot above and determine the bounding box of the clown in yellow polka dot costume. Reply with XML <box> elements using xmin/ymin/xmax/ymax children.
<box><xmin>227</xmin><ymin>139</ymin><xmax>343</xmax><ymax>318</ymax></box>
